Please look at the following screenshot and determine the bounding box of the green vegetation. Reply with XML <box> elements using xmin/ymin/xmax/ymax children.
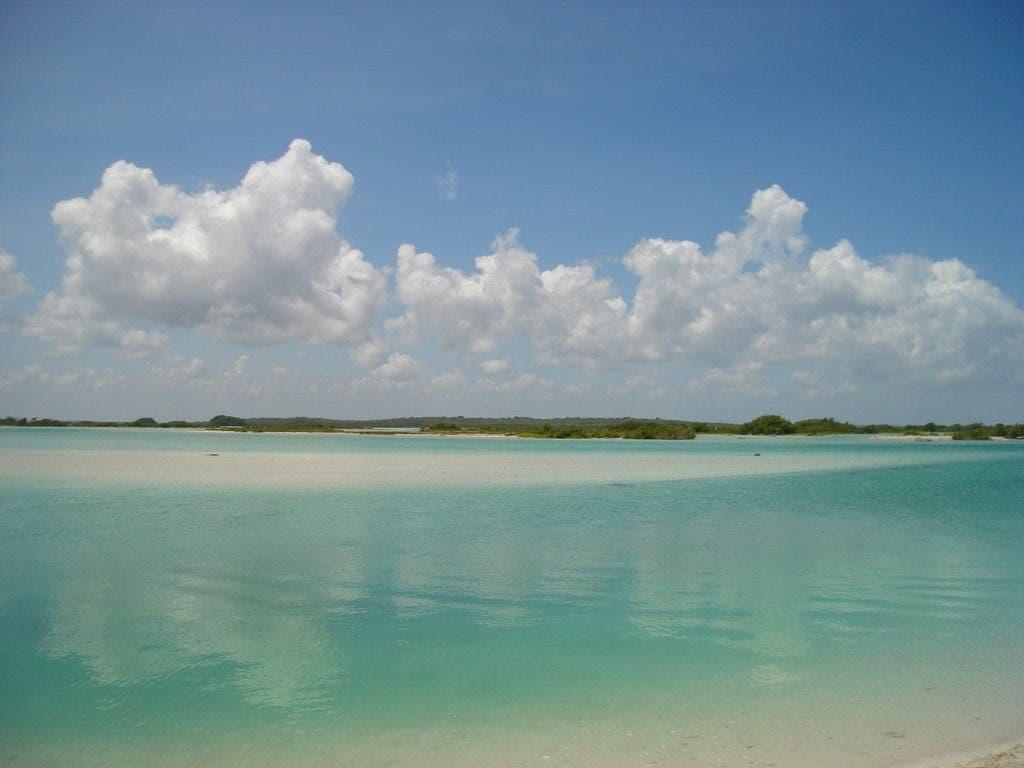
<box><xmin>601</xmin><ymin>420</ymin><xmax>696</xmax><ymax>440</ymax></box>
<box><xmin>243</xmin><ymin>422</ymin><xmax>341</xmax><ymax>433</ymax></box>
<box><xmin>424</xmin><ymin>421</ymin><xmax>462</xmax><ymax>433</ymax></box>
<box><xmin>793</xmin><ymin>417</ymin><xmax>859</xmax><ymax>435</ymax></box>
<box><xmin>524</xmin><ymin>420</ymin><xmax>695</xmax><ymax>440</ymax></box>
<box><xmin>743</xmin><ymin>414</ymin><xmax>795</xmax><ymax>435</ymax></box>
<box><xmin>208</xmin><ymin>414</ymin><xmax>247</xmax><ymax>428</ymax></box>
<box><xmin>952</xmin><ymin>424</ymin><xmax>993</xmax><ymax>441</ymax></box>
<box><xmin>423</xmin><ymin>418</ymin><xmax>696</xmax><ymax>439</ymax></box>
<box><xmin>2</xmin><ymin>414</ymin><xmax>1021</xmax><ymax>441</ymax></box>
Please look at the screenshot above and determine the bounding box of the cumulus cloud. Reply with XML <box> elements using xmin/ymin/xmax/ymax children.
<box><xmin>136</xmin><ymin>353</ymin><xmax>263</xmax><ymax>395</ymax></box>
<box><xmin>430</xmin><ymin>368</ymin><xmax>468</xmax><ymax>390</ymax></box>
<box><xmin>688</xmin><ymin>361</ymin><xmax>775</xmax><ymax>397</ymax></box>
<box><xmin>0</xmin><ymin>364</ymin><xmax>47</xmax><ymax>392</ymax></box>
<box><xmin>394</xmin><ymin>185</ymin><xmax>1024</xmax><ymax>387</ymax></box>
<box><xmin>0</xmin><ymin>352</ymin><xmax>305</xmax><ymax>402</ymax></box>
<box><xmin>480</xmin><ymin>357</ymin><xmax>509</xmax><ymax>374</ymax></box>
<box><xmin>349</xmin><ymin>336</ymin><xmax>389</xmax><ymax>367</ymax></box>
<box><xmin>477</xmin><ymin>372</ymin><xmax>553</xmax><ymax>394</ymax></box>
<box><xmin>627</xmin><ymin>188</ymin><xmax>1024</xmax><ymax>383</ymax></box>
<box><xmin>17</xmin><ymin>138</ymin><xmax>1024</xmax><ymax>405</ymax></box>
<box><xmin>395</xmin><ymin>228</ymin><xmax>625</xmax><ymax>370</ymax></box>
<box><xmin>0</xmin><ymin>250</ymin><xmax>30</xmax><ymax>332</ymax></box>
<box><xmin>349</xmin><ymin>352</ymin><xmax>421</xmax><ymax>393</ymax></box>
<box><xmin>143</xmin><ymin>356</ymin><xmax>208</xmax><ymax>387</ymax></box>
<box><xmin>26</xmin><ymin>140</ymin><xmax>387</xmax><ymax>354</ymax></box>
<box><xmin>608</xmin><ymin>372</ymin><xmax>665</xmax><ymax>398</ymax></box>
<box><xmin>0</xmin><ymin>363</ymin><xmax>125</xmax><ymax>393</ymax></box>
<box><xmin>0</xmin><ymin>249</ymin><xmax>29</xmax><ymax>309</ymax></box>
<box><xmin>373</xmin><ymin>352</ymin><xmax>419</xmax><ymax>382</ymax></box>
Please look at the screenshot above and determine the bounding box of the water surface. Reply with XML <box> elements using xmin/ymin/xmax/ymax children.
<box><xmin>1</xmin><ymin>429</ymin><xmax>1022</xmax><ymax>767</ymax></box>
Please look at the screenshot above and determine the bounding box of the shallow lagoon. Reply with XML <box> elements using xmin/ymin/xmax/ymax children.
<box><xmin>1</xmin><ymin>429</ymin><xmax>1022</xmax><ymax>766</ymax></box>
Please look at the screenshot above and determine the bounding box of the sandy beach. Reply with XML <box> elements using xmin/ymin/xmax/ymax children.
<box><xmin>912</xmin><ymin>743</ymin><xmax>1024</xmax><ymax>768</ymax></box>
<box><xmin>0</xmin><ymin>435</ymin><xmax>996</xmax><ymax>490</ymax></box>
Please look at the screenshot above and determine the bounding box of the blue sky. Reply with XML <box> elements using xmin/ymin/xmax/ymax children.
<box><xmin>1</xmin><ymin>1</ymin><xmax>1022</xmax><ymax>422</ymax></box>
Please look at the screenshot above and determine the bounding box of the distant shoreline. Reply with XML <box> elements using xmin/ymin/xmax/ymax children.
<box><xmin>0</xmin><ymin>424</ymin><xmax>998</xmax><ymax>441</ymax></box>
<box><xmin>3</xmin><ymin>414</ymin><xmax>1021</xmax><ymax>441</ymax></box>
<box><xmin>0</xmin><ymin>424</ymin><xmax>1018</xmax><ymax>442</ymax></box>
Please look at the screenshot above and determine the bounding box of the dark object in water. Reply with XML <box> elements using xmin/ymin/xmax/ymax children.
<box><xmin>753</xmin><ymin>451</ymin><xmax>761</xmax><ymax>456</ymax></box>
<box><xmin>207</xmin><ymin>453</ymin><xmax>219</xmax><ymax>456</ymax></box>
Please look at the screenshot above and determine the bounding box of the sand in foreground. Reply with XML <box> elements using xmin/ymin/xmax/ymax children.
<box><xmin>915</xmin><ymin>743</ymin><xmax>1024</xmax><ymax>768</ymax></box>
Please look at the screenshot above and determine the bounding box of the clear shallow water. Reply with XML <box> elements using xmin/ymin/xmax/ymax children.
<box><xmin>0</xmin><ymin>429</ymin><xmax>1022</xmax><ymax>767</ymax></box>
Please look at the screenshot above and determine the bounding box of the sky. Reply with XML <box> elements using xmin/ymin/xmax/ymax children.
<box><xmin>1</xmin><ymin>0</ymin><xmax>1022</xmax><ymax>423</ymax></box>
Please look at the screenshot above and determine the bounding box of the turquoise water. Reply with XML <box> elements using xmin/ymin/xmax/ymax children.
<box><xmin>1</xmin><ymin>429</ymin><xmax>1022</xmax><ymax>767</ymax></box>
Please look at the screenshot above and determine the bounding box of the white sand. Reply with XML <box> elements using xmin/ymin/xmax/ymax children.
<box><xmin>0</xmin><ymin>443</ymin><xmax>985</xmax><ymax>488</ymax></box>
<box><xmin>905</xmin><ymin>742</ymin><xmax>1024</xmax><ymax>767</ymax></box>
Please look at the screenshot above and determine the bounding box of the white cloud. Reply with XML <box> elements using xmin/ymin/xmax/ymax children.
<box><xmin>435</xmin><ymin>168</ymin><xmax>458</xmax><ymax>201</ymax></box>
<box><xmin>0</xmin><ymin>364</ymin><xmax>46</xmax><ymax>391</ymax></box>
<box><xmin>480</xmin><ymin>357</ymin><xmax>509</xmax><ymax>374</ymax></box>
<box><xmin>0</xmin><ymin>249</ymin><xmax>29</xmax><ymax>311</ymax></box>
<box><xmin>139</xmin><ymin>354</ymin><xmax>262</xmax><ymax>395</ymax></box>
<box><xmin>347</xmin><ymin>352</ymin><xmax>421</xmax><ymax>393</ymax></box>
<box><xmin>0</xmin><ymin>353</ymin><xmax>309</xmax><ymax>402</ymax></box>
<box><xmin>477</xmin><ymin>372</ymin><xmax>553</xmax><ymax>394</ymax></box>
<box><xmin>430</xmin><ymin>368</ymin><xmax>468</xmax><ymax>390</ymax></box>
<box><xmin>625</xmin><ymin>373</ymin><xmax>652</xmax><ymax>389</ymax></box>
<box><xmin>395</xmin><ymin>228</ymin><xmax>625</xmax><ymax>370</ymax></box>
<box><xmin>349</xmin><ymin>336</ymin><xmax>389</xmax><ymax>367</ymax></box>
<box><xmin>144</xmin><ymin>356</ymin><xmax>207</xmax><ymax>387</ymax></box>
<box><xmin>0</xmin><ymin>363</ymin><xmax>125</xmax><ymax>393</ymax></box>
<box><xmin>395</xmin><ymin>185</ymin><xmax>1024</xmax><ymax>388</ymax></box>
<box><xmin>50</xmin><ymin>368</ymin><xmax>127</xmax><ymax>392</ymax></box>
<box><xmin>688</xmin><ymin>361</ymin><xmax>775</xmax><ymax>397</ymax></box>
<box><xmin>802</xmin><ymin>381</ymin><xmax>858</xmax><ymax>400</ymax></box>
<box><xmin>15</xmin><ymin>142</ymin><xmax>1024</xmax><ymax>409</ymax></box>
<box><xmin>231</xmin><ymin>355</ymin><xmax>250</xmax><ymax>377</ymax></box>
<box><xmin>26</xmin><ymin>140</ymin><xmax>387</xmax><ymax>353</ymax></box>
<box><xmin>607</xmin><ymin>372</ymin><xmax>667</xmax><ymax>398</ymax></box>
<box><xmin>373</xmin><ymin>352</ymin><xmax>419</xmax><ymax>382</ymax></box>
<box><xmin>790</xmin><ymin>370</ymin><xmax>819</xmax><ymax>384</ymax></box>
<box><xmin>623</xmin><ymin>189</ymin><xmax>1024</xmax><ymax>385</ymax></box>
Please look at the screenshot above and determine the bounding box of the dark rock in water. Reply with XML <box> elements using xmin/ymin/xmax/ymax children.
<box><xmin>207</xmin><ymin>453</ymin><xmax>219</xmax><ymax>456</ymax></box>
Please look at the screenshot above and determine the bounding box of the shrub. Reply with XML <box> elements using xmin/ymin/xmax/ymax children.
<box><xmin>952</xmin><ymin>426</ymin><xmax>992</xmax><ymax>441</ymax></box>
<box><xmin>209</xmin><ymin>414</ymin><xmax>247</xmax><ymax>427</ymax></box>
<box><xmin>743</xmin><ymin>414</ymin><xmax>795</xmax><ymax>435</ymax></box>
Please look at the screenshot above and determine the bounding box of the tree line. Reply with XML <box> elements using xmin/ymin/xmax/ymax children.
<box><xmin>3</xmin><ymin>413</ymin><xmax>1021</xmax><ymax>440</ymax></box>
